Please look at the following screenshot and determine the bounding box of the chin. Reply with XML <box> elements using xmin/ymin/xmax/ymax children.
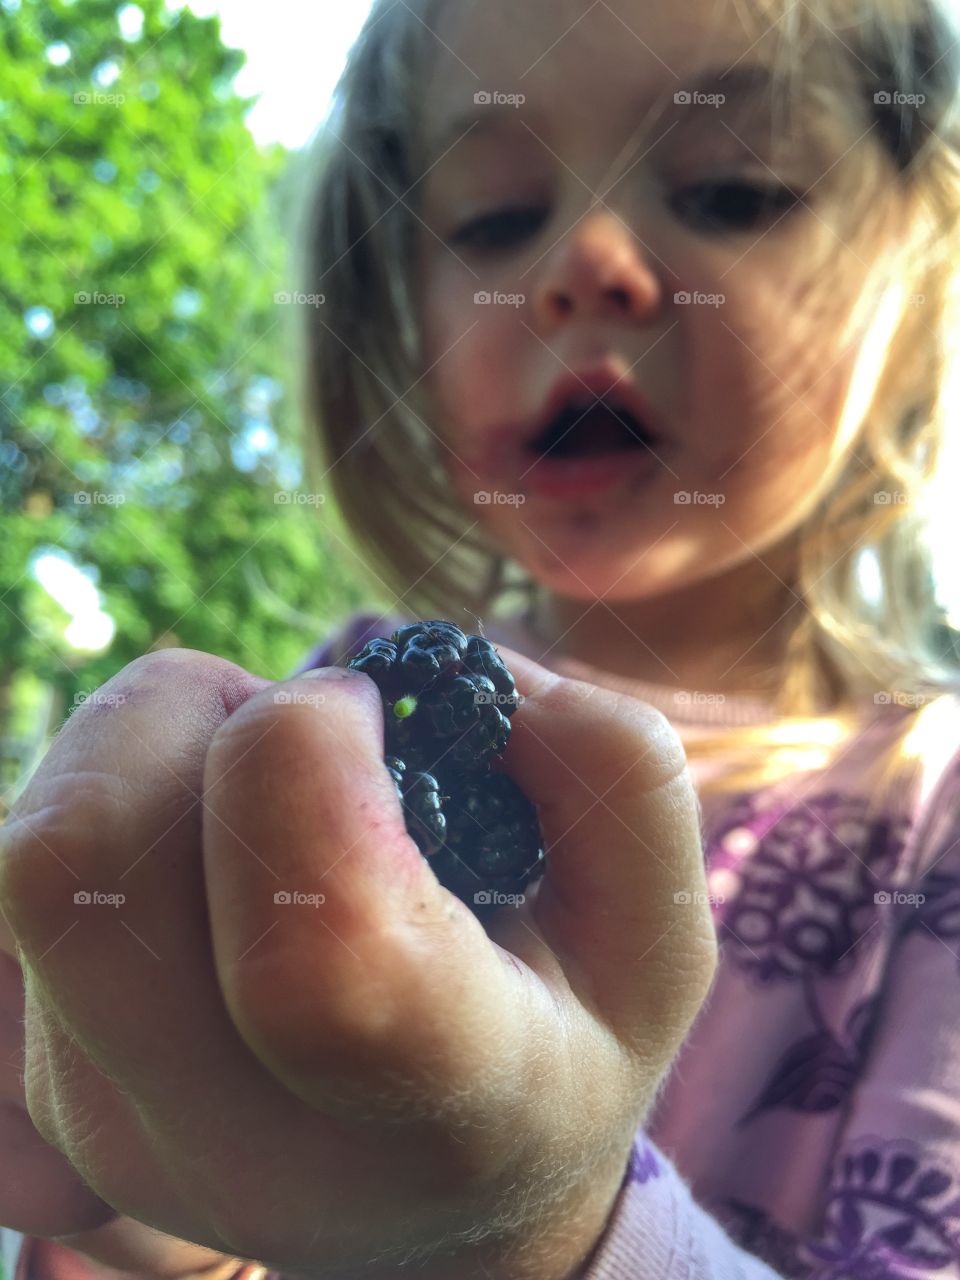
<box><xmin>520</xmin><ymin>522</ymin><xmax>742</xmax><ymax>601</ymax></box>
<box><xmin>516</xmin><ymin>549</ymin><xmax>670</xmax><ymax>604</ymax></box>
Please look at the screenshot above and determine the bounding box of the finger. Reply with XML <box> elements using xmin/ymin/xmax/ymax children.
<box><xmin>491</xmin><ymin>648</ymin><xmax>719</xmax><ymax>1064</ymax></box>
<box><xmin>0</xmin><ymin>1097</ymin><xmax>115</xmax><ymax>1236</ymax></box>
<box><xmin>0</xmin><ymin>649</ymin><xmax>270</xmax><ymax>1072</ymax></box>
<box><xmin>202</xmin><ymin>667</ymin><xmax>539</xmax><ymax>1119</ymax></box>
<box><xmin>1</xmin><ymin>883</ymin><xmax>115</xmax><ymax>1236</ymax></box>
<box><xmin>0</xmin><ymin>651</ymin><xmax>278</xmax><ymax>1230</ymax></box>
<box><xmin>0</xmin><ymin>943</ymin><xmax>24</xmax><ymax>1105</ymax></box>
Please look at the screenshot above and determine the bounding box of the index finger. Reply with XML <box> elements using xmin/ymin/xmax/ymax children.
<box><xmin>0</xmin><ymin>649</ymin><xmax>271</xmax><ymax>1092</ymax></box>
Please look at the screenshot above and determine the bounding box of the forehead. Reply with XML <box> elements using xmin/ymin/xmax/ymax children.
<box><xmin>425</xmin><ymin>0</ymin><xmax>772</xmax><ymax>100</ymax></box>
<box><xmin>419</xmin><ymin>0</ymin><xmax>850</xmax><ymax>161</ymax></box>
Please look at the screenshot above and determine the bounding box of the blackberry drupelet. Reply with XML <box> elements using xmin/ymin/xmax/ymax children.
<box><xmin>384</xmin><ymin>756</ymin><xmax>447</xmax><ymax>858</ymax></box>
<box><xmin>430</xmin><ymin>773</ymin><xmax>545</xmax><ymax>904</ymax></box>
<box><xmin>346</xmin><ymin>620</ymin><xmax>545</xmax><ymax>916</ymax></box>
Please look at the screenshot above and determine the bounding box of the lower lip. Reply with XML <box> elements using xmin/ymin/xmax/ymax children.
<box><xmin>521</xmin><ymin>447</ymin><xmax>661</xmax><ymax>499</ymax></box>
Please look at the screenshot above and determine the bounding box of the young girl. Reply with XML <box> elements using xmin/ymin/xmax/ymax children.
<box><xmin>4</xmin><ymin>0</ymin><xmax>960</xmax><ymax>1276</ymax></box>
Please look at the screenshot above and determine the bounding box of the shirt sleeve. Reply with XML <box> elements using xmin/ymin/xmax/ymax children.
<box><xmin>579</xmin><ymin>746</ymin><xmax>960</xmax><ymax>1280</ymax></box>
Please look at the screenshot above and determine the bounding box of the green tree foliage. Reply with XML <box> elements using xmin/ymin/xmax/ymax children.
<box><xmin>0</xmin><ymin>0</ymin><xmax>375</xmax><ymax>725</ymax></box>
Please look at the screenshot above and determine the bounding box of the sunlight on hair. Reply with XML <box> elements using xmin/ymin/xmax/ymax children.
<box><xmin>900</xmin><ymin>684</ymin><xmax>960</xmax><ymax>767</ymax></box>
<box><xmin>926</xmin><ymin>271</ymin><xmax>960</xmax><ymax>628</ymax></box>
<box><xmin>831</xmin><ymin>275</ymin><xmax>909</xmax><ymax>469</ymax></box>
<box><xmin>763</xmin><ymin>718</ymin><xmax>848</xmax><ymax>748</ymax></box>
<box><xmin>752</xmin><ymin>717</ymin><xmax>850</xmax><ymax>774</ymax></box>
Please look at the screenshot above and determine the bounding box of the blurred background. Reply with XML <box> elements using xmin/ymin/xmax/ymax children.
<box><xmin>1</xmin><ymin>0</ymin><xmax>384</xmax><ymax>813</ymax></box>
<box><xmin>4</xmin><ymin>0</ymin><xmax>960</xmax><ymax>816</ymax></box>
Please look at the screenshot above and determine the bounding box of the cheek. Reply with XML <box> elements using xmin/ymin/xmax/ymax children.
<box><xmin>699</xmin><ymin>273</ymin><xmax>863</xmax><ymax>479</ymax></box>
<box><xmin>673</xmin><ymin>287</ymin><xmax>870</xmax><ymax>554</ymax></box>
<box><xmin>705</xmin><ymin>339</ymin><xmax>859</xmax><ymax>539</ymax></box>
<box><xmin>420</xmin><ymin>268</ymin><xmax>533</xmax><ymax>435</ymax></box>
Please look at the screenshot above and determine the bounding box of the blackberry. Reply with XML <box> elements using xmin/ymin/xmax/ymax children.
<box><xmin>430</xmin><ymin>773</ymin><xmax>545</xmax><ymax>910</ymax></box>
<box><xmin>386</xmin><ymin>671</ymin><xmax>511</xmax><ymax>778</ymax></box>
<box><xmin>385</xmin><ymin>756</ymin><xmax>447</xmax><ymax>857</ymax></box>
<box><xmin>345</xmin><ymin>620</ymin><xmax>545</xmax><ymax>916</ymax></box>
<box><xmin>352</xmin><ymin>621</ymin><xmax>467</xmax><ymax>698</ymax></box>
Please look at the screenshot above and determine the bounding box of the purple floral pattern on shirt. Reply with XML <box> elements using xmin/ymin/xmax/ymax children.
<box><xmin>719</xmin><ymin>1141</ymin><xmax>960</xmax><ymax>1276</ymax></box>
<box><xmin>900</xmin><ymin>864</ymin><xmax>960</xmax><ymax>970</ymax></box>
<box><xmin>806</xmin><ymin>1139</ymin><xmax>960</xmax><ymax>1273</ymax></box>
<box><xmin>705</xmin><ymin>791</ymin><xmax>911</xmax><ymax>985</ymax></box>
<box><xmin>737</xmin><ymin>993</ymin><xmax>882</xmax><ymax>1125</ymax></box>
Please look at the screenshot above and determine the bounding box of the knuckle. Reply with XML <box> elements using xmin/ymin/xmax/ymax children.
<box><xmin>83</xmin><ymin>649</ymin><xmax>259</xmax><ymax>724</ymax></box>
<box><xmin>106</xmin><ymin>648</ymin><xmax>243</xmax><ymax>704</ymax></box>
<box><xmin>680</xmin><ymin>929</ymin><xmax>720</xmax><ymax>1008</ymax></box>
<box><xmin>122</xmin><ymin>646</ymin><xmax>219</xmax><ymax>676</ymax></box>
<box><xmin>224</xmin><ymin>937</ymin><xmax>404</xmax><ymax>1077</ymax></box>
<box><xmin>544</xmin><ymin>677</ymin><xmax>687</xmax><ymax>786</ymax></box>
<box><xmin>208</xmin><ymin>672</ymin><xmax>373</xmax><ymax>775</ymax></box>
<box><xmin>634</xmin><ymin>914</ymin><xmax>719</xmax><ymax>1030</ymax></box>
<box><xmin>0</xmin><ymin>797</ymin><xmax>109</xmax><ymax>933</ymax></box>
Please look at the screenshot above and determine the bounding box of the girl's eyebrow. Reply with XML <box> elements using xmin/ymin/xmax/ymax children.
<box><xmin>422</xmin><ymin>61</ymin><xmax>776</xmax><ymax>164</ymax></box>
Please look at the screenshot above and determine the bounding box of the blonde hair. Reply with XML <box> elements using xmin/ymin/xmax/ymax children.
<box><xmin>292</xmin><ymin>0</ymin><xmax>960</xmax><ymax>802</ymax></box>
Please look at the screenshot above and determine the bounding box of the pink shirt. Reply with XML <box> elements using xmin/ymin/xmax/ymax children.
<box><xmin>7</xmin><ymin>610</ymin><xmax>960</xmax><ymax>1279</ymax></box>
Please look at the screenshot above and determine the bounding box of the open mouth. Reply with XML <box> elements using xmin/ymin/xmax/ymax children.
<box><xmin>527</xmin><ymin>399</ymin><xmax>659</xmax><ymax>458</ymax></box>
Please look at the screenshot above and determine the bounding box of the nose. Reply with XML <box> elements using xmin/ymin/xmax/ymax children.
<box><xmin>532</xmin><ymin>209</ymin><xmax>660</xmax><ymax>332</ymax></box>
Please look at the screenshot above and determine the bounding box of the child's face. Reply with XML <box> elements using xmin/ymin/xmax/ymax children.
<box><xmin>415</xmin><ymin>0</ymin><xmax>908</xmax><ymax>603</ymax></box>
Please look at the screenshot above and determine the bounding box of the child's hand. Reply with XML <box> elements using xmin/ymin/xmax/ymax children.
<box><xmin>0</xmin><ymin>865</ymin><xmax>266</xmax><ymax>1280</ymax></box>
<box><xmin>0</xmin><ymin>648</ymin><xmax>717</xmax><ymax>1280</ymax></box>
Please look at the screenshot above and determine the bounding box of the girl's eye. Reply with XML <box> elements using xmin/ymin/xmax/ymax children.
<box><xmin>670</xmin><ymin>181</ymin><xmax>802</xmax><ymax>232</ymax></box>
<box><xmin>446</xmin><ymin>182</ymin><xmax>801</xmax><ymax>251</ymax></box>
<box><xmin>448</xmin><ymin>206</ymin><xmax>547</xmax><ymax>251</ymax></box>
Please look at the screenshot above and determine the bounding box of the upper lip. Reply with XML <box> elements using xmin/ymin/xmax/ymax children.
<box><xmin>522</xmin><ymin>365</ymin><xmax>666</xmax><ymax>452</ymax></box>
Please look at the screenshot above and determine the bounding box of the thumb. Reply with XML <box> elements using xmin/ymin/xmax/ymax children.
<box><xmin>495</xmin><ymin>649</ymin><xmax>718</xmax><ymax>1064</ymax></box>
<box><xmin>201</xmin><ymin>666</ymin><xmax>534</xmax><ymax>1120</ymax></box>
